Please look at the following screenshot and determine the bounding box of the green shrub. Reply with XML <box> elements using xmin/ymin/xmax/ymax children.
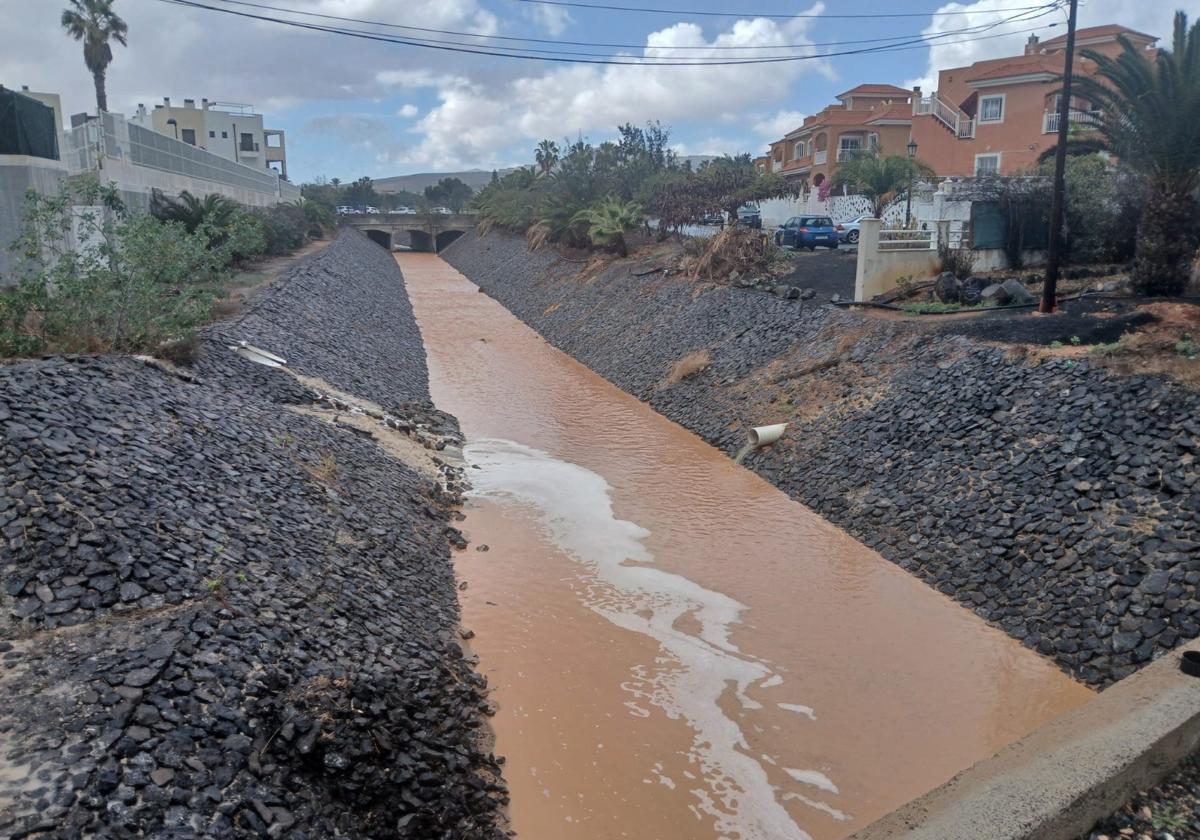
<box><xmin>252</xmin><ymin>204</ymin><xmax>309</xmax><ymax>255</ymax></box>
<box><xmin>2</xmin><ymin>178</ymin><xmax>219</xmax><ymax>357</ymax></box>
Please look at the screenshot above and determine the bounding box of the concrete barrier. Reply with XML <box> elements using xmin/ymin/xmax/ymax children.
<box><xmin>850</xmin><ymin>639</ymin><xmax>1200</xmax><ymax>840</ymax></box>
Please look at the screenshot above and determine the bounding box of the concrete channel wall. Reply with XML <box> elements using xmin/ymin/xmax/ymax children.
<box><xmin>441</xmin><ymin>229</ymin><xmax>1200</xmax><ymax>692</ymax></box>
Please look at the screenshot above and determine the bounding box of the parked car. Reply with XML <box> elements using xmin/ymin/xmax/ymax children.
<box><xmin>365</xmin><ymin>206</ymin><xmax>380</xmax><ymax>214</ymax></box>
<box><xmin>775</xmin><ymin>216</ymin><xmax>839</xmax><ymax>250</ymax></box>
<box><xmin>838</xmin><ymin>215</ymin><xmax>870</xmax><ymax>244</ymax></box>
<box><xmin>698</xmin><ymin>211</ymin><xmax>724</xmax><ymax>226</ymax></box>
<box><xmin>737</xmin><ymin>204</ymin><xmax>762</xmax><ymax>229</ymax></box>
<box><xmin>432</xmin><ymin>206</ymin><xmax>453</xmax><ymax>215</ymax></box>
<box><xmin>336</xmin><ymin>205</ymin><xmax>355</xmax><ymax>215</ymax></box>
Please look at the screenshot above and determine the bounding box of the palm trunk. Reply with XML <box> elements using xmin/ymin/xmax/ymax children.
<box><xmin>93</xmin><ymin>68</ymin><xmax>107</xmax><ymax>114</ymax></box>
<box><xmin>1133</xmin><ymin>184</ymin><xmax>1199</xmax><ymax>296</ymax></box>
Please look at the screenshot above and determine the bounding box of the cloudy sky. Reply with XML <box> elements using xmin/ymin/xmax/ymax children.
<box><xmin>0</xmin><ymin>0</ymin><xmax>1180</xmax><ymax>182</ymax></box>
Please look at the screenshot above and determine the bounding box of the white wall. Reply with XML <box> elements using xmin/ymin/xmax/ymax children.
<box><xmin>0</xmin><ymin>155</ymin><xmax>69</xmax><ymax>283</ymax></box>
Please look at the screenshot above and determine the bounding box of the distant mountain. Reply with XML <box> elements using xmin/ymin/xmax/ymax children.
<box><xmin>373</xmin><ymin>168</ymin><xmax>518</xmax><ymax>194</ymax></box>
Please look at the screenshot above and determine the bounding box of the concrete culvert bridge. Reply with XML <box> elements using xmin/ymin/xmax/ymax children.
<box><xmin>363</xmin><ymin>229</ymin><xmax>393</xmax><ymax>250</ymax></box>
<box><xmin>435</xmin><ymin>229</ymin><xmax>465</xmax><ymax>251</ymax></box>
<box><xmin>407</xmin><ymin>229</ymin><xmax>435</xmax><ymax>252</ymax></box>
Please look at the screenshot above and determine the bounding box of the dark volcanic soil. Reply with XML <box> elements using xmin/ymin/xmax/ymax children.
<box><xmin>0</xmin><ymin>230</ymin><xmax>507</xmax><ymax>838</ymax></box>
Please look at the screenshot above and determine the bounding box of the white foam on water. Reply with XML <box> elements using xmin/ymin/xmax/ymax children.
<box><xmin>466</xmin><ymin>438</ymin><xmax>832</xmax><ymax>840</ymax></box>
<box><xmin>784</xmin><ymin>769</ymin><xmax>839</xmax><ymax>795</ymax></box>
<box><xmin>778</xmin><ymin>703</ymin><xmax>818</xmax><ymax>720</ymax></box>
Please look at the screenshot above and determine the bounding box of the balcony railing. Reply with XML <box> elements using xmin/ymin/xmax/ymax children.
<box><xmin>239</xmin><ymin>141</ymin><xmax>260</xmax><ymax>153</ymax></box>
<box><xmin>1043</xmin><ymin>109</ymin><xmax>1102</xmax><ymax>134</ymax></box>
<box><xmin>813</xmin><ymin>149</ymin><xmax>827</xmax><ymax>165</ymax></box>
<box><xmin>917</xmin><ymin>93</ymin><xmax>975</xmax><ymax>139</ymax></box>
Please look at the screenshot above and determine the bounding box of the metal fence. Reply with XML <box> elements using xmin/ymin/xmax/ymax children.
<box><xmin>63</xmin><ymin>112</ymin><xmax>288</xmax><ymax>197</ymax></box>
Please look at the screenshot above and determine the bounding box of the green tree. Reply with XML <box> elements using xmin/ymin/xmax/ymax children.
<box><xmin>343</xmin><ymin>176</ymin><xmax>377</xmax><ymax>210</ymax></box>
<box><xmin>424</xmin><ymin>177</ymin><xmax>474</xmax><ymax>212</ymax></box>
<box><xmin>60</xmin><ymin>0</ymin><xmax>128</xmax><ymax>114</ymax></box>
<box><xmin>570</xmin><ymin>196</ymin><xmax>644</xmax><ymax>257</ymax></box>
<box><xmin>535</xmin><ymin>139</ymin><xmax>560</xmax><ymax>176</ymax></box>
<box><xmin>1074</xmin><ymin>10</ymin><xmax>1200</xmax><ymax>295</ymax></box>
<box><xmin>830</xmin><ymin>153</ymin><xmax>935</xmax><ymax>219</ymax></box>
<box><xmin>695</xmin><ymin>155</ymin><xmax>794</xmax><ymax>224</ymax></box>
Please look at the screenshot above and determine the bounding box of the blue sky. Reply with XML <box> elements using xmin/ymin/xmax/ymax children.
<box><xmin>0</xmin><ymin>0</ymin><xmax>1182</xmax><ymax>182</ymax></box>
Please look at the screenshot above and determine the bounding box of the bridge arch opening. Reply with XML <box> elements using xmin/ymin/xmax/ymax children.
<box><xmin>435</xmin><ymin>229</ymin><xmax>465</xmax><ymax>252</ymax></box>
<box><xmin>407</xmin><ymin>229</ymin><xmax>435</xmax><ymax>252</ymax></box>
<box><xmin>364</xmin><ymin>229</ymin><xmax>393</xmax><ymax>250</ymax></box>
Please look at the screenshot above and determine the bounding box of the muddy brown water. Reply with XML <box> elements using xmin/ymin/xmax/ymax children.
<box><xmin>398</xmin><ymin>253</ymin><xmax>1093</xmax><ymax>840</ymax></box>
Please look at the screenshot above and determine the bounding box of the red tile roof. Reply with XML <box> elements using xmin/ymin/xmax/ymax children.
<box><xmin>838</xmin><ymin>83</ymin><xmax>911</xmax><ymax>98</ymax></box>
<box><xmin>865</xmin><ymin>103</ymin><xmax>913</xmax><ymax>123</ymax></box>
<box><xmin>1039</xmin><ymin>24</ymin><xmax>1157</xmax><ymax>49</ymax></box>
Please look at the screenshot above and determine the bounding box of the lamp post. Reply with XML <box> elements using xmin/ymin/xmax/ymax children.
<box><xmin>905</xmin><ymin>138</ymin><xmax>918</xmax><ymax>228</ymax></box>
<box><xmin>166</xmin><ymin>118</ymin><xmax>178</xmax><ymax>140</ymax></box>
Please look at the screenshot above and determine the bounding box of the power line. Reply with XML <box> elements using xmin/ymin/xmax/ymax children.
<box><xmin>155</xmin><ymin>0</ymin><xmax>1062</xmax><ymax>66</ymax></box>
<box><xmin>188</xmin><ymin>0</ymin><xmax>1059</xmax><ymax>52</ymax></box>
<box><xmin>509</xmin><ymin>0</ymin><xmax>1060</xmax><ymax>19</ymax></box>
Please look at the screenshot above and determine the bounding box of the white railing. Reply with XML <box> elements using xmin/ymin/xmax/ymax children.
<box><xmin>813</xmin><ymin>149</ymin><xmax>827</xmax><ymax>165</ymax></box>
<box><xmin>1043</xmin><ymin>109</ymin><xmax>1102</xmax><ymax>134</ymax></box>
<box><xmin>62</xmin><ymin>111</ymin><xmax>288</xmax><ymax>196</ymax></box>
<box><xmin>878</xmin><ymin>228</ymin><xmax>935</xmax><ymax>251</ymax></box>
<box><xmin>837</xmin><ymin>148</ymin><xmax>861</xmax><ymax>162</ymax></box>
<box><xmin>917</xmin><ymin>93</ymin><xmax>975</xmax><ymax>139</ymax></box>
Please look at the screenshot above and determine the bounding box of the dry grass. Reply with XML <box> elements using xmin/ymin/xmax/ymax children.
<box><xmin>688</xmin><ymin>226</ymin><xmax>772</xmax><ymax>281</ymax></box>
<box><xmin>302</xmin><ymin>453</ymin><xmax>341</xmax><ymax>487</ymax></box>
<box><xmin>526</xmin><ymin>221</ymin><xmax>553</xmax><ymax>252</ymax></box>
<box><xmin>662</xmin><ymin>349</ymin><xmax>712</xmax><ymax>386</ymax></box>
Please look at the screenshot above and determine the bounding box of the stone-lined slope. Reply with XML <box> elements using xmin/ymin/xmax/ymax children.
<box><xmin>0</xmin><ymin>230</ymin><xmax>506</xmax><ymax>838</ymax></box>
<box><xmin>444</xmin><ymin>229</ymin><xmax>1200</xmax><ymax>689</ymax></box>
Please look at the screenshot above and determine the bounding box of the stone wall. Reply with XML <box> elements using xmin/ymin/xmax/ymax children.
<box><xmin>0</xmin><ymin>230</ymin><xmax>506</xmax><ymax>837</ymax></box>
<box><xmin>443</xmin><ymin>229</ymin><xmax>1200</xmax><ymax>689</ymax></box>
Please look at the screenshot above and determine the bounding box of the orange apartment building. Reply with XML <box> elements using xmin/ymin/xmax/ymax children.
<box><xmin>759</xmin><ymin>84</ymin><xmax>915</xmax><ymax>194</ymax></box>
<box><xmin>910</xmin><ymin>25</ymin><xmax>1158</xmax><ymax>176</ymax></box>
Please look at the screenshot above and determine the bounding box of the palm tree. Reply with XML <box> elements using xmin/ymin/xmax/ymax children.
<box><xmin>61</xmin><ymin>0</ymin><xmax>128</xmax><ymax>114</ymax></box>
<box><xmin>570</xmin><ymin>195</ymin><xmax>644</xmax><ymax>257</ymax></box>
<box><xmin>831</xmin><ymin>153</ymin><xmax>935</xmax><ymax>219</ymax></box>
<box><xmin>535</xmin><ymin>139</ymin><xmax>560</xmax><ymax>176</ymax></box>
<box><xmin>1073</xmin><ymin>11</ymin><xmax>1200</xmax><ymax>296</ymax></box>
<box><xmin>150</xmin><ymin>190</ymin><xmax>236</xmax><ymax>234</ymax></box>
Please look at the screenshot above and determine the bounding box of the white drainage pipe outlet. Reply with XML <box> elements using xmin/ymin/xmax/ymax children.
<box><xmin>748</xmin><ymin>423</ymin><xmax>787</xmax><ymax>448</ymax></box>
<box><xmin>230</xmin><ymin>341</ymin><xmax>288</xmax><ymax>368</ymax></box>
<box><xmin>734</xmin><ymin>423</ymin><xmax>788</xmax><ymax>464</ymax></box>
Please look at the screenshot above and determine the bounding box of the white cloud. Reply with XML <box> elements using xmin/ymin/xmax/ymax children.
<box><xmin>522</xmin><ymin>4</ymin><xmax>573</xmax><ymax>36</ymax></box>
<box><xmin>397</xmin><ymin>104</ymin><xmax>419</xmax><ymax>118</ymax></box>
<box><xmin>399</xmin><ymin>5</ymin><xmax>832</xmax><ymax>168</ymax></box>
<box><xmin>752</xmin><ymin>110</ymin><xmax>807</xmax><ymax>142</ymax></box>
<box><xmin>910</xmin><ymin>0</ymin><xmax>1180</xmax><ymax>91</ymax></box>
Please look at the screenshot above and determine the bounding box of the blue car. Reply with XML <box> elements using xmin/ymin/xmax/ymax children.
<box><xmin>775</xmin><ymin>215</ymin><xmax>839</xmax><ymax>250</ymax></box>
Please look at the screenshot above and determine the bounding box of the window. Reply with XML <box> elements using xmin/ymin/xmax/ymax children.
<box><xmin>839</xmin><ymin>136</ymin><xmax>862</xmax><ymax>152</ymax></box>
<box><xmin>240</xmin><ymin>132</ymin><xmax>255</xmax><ymax>151</ymax></box>
<box><xmin>975</xmin><ymin>153</ymin><xmax>1001</xmax><ymax>175</ymax></box>
<box><xmin>979</xmin><ymin>94</ymin><xmax>1005</xmax><ymax>123</ymax></box>
<box><xmin>794</xmin><ymin>140</ymin><xmax>806</xmax><ymax>158</ymax></box>
<box><xmin>180</xmin><ymin>128</ymin><xmax>196</xmax><ymax>145</ymax></box>
<box><xmin>266</xmin><ymin>133</ymin><xmax>282</xmax><ymax>148</ymax></box>
<box><xmin>208</xmin><ymin>130</ymin><xmax>215</xmax><ymax>138</ymax></box>
<box><xmin>221</xmin><ymin>131</ymin><xmax>228</xmax><ymax>139</ymax></box>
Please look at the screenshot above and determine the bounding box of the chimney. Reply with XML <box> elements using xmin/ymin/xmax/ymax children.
<box><xmin>184</xmin><ymin>98</ymin><xmax>195</xmax><ymax>108</ymax></box>
<box><xmin>202</xmin><ymin>97</ymin><xmax>209</xmax><ymax>110</ymax></box>
<box><xmin>1025</xmin><ymin>33</ymin><xmax>1040</xmax><ymax>55</ymax></box>
<box><xmin>912</xmin><ymin>85</ymin><xmax>922</xmax><ymax>115</ymax></box>
<box><xmin>163</xmin><ymin>97</ymin><xmax>171</xmax><ymax>107</ymax></box>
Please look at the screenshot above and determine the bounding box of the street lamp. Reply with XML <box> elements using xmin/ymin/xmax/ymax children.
<box><xmin>905</xmin><ymin>138</ymin><xmax>918</xmax><ymax>228</ymax></box>
<box><xmin>166</xmin><ymin>118</ymin><xmax>178</xmax><ymax>140</ymax></box>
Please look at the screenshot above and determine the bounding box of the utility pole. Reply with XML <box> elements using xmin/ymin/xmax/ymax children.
<box><xmin>1041</xmin><ymin>0</ymin><xmax>1078</xmax><ymax>314</ymax></box>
